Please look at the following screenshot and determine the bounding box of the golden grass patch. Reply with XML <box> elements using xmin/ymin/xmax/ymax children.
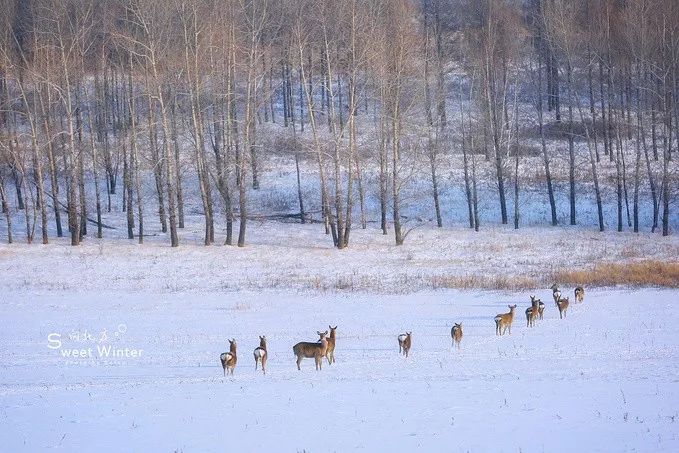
<box><xmin>554</xmin><ymin>260</ymin><xmax>679</xmax><ymax>288</ymax></box>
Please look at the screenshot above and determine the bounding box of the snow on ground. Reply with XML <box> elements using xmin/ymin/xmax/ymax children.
<box><xmin>1</xmin><ymin>288</ymin><xmax>678</xmax><ymax>452</ymax></box>
<box><xmin>1</xmin><ymin>117</ymin><xmax>678</xmax><ymax>451</ymax></box>
<box><xmin>1</xmin><ymin>221</ymin><xmax>677</xmax><ymax>294</ymax></box>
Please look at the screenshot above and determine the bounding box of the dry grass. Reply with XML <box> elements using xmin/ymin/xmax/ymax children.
<box><xmin>231</xmin><ymin>302</ymin><xmax>250</xmax><ymax>311</ymax></box>
<box><xmin>620</xmin><ymin>245</ymin><xmax>641</xmax><ymax>259</ymax></box>
<box><xmin>430</xmin><ymin>274</ymin><xmax>539</xmax><ymax>291</ymax></box>
<box><xmin>554</xmin><ymin>260</ymin><xmax>679</xmax><ymax>288</ymax></box>
<box><xmin>0</xmin><ymin>247</ymin><xmax>16</xmax><ymax>259</ymax></box>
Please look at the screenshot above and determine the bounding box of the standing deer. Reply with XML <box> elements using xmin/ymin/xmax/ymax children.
<box><xmin>526</xmin><ymin>295</ymin><xmax>541</xmax><ymax>327</ymax></box>
<box><xmin>538</xmin><ymin>298</ymin><xmax>545</xmax><ymax>320</ymax></box>
<box><xmin>574</xmin><ymin>286</ymin><xmax>585</xmax><ymax>303</ymax></box>
<box><xmin>398</xmin><ymin>332</ymin><xmax>412</xmax><ymax>357</ymax></box>
<box><xmin>551</xmin><ymin>284</ymin><xmax>561</xmax><ymax>303</ymax></box>
<box><xmin>293</xmin><ymin>331</ymin><xmax>328</xmax><ymax>370</ymax></box>
<box><xmin>220</xmin><ymin>339</ymin><xmax>237</xmax><ymax>376</ymax></box>
<box><xmin>556</xmin><ymin>296</ymin><xmax>569</xmax><ymax>319</ymax></box>
<box><xmin>451</xmin><ymin>323</ymin><xmax>463</xmax><ymax>349</ymax></box>
<box><xmin>495</xmin><ymin>305</ymin><xmax>517</xmax><ymax>335</ymax></box>
<box><xmin>253</xmin><ymin>335</ymin><xmax>267</xmax><ymax>375</ymax></box>
<box><xmin>326</xmin><ymin>326</ymin><xmax>337</xmax><ymax>365</ymax></box>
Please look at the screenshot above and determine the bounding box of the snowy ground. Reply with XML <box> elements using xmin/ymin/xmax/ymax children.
<box><xmin>1</xmin><ymin>288</ymin><xmax>678</xmax><ymax>452</ymax></box>
<box><xmin>1</xmin><ymin>117</ymin><xmax>678</xmax><ymax>451</ymax></box>
<box><xmin>1</xmin><ymin>219</ymin><xmax>678</xmax><ymax>295</ymax></box>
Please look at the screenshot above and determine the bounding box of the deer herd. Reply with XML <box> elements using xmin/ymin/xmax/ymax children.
<box><xmin>219</xmin><ymin>285</ymin><xmax>585</xmax><ymax>376</ymax></box>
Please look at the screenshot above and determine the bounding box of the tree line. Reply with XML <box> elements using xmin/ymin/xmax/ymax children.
<box><xmin>0</xmin><ymin>0</ymin><xmax>677</xmax><ymax>248</ymax></box>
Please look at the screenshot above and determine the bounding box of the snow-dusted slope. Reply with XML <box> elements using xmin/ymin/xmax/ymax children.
<box><xmin>1</xmin><ymin>289</ymin><xmax>677</xmax><ymax>452</ymax></box>
<box><xmin>1</xmin><ymin>222</ymin><xmax>677</xmax><ymax>294</ymax></box>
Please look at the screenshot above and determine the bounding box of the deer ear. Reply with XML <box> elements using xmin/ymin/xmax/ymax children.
<box><xmin>333</xmin><ymin>326</ymin><xmax>337</xmax><ymax>330</ymax></box>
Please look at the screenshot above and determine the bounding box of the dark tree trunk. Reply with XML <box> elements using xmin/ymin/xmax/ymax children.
<box><xmin>566</xmin><ymin>62</ymin><xmax>576</xmax><ymax>225</ymax></box>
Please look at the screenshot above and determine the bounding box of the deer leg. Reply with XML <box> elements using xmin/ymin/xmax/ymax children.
<box><xmin>296</xmin><ymin>355</ymin><xmax>302</xmax><ymax>370</ymax></box>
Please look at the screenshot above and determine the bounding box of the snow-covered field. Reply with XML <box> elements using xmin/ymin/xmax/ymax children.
<box><xmin>1</xmin><ymin>116</ymin><xmax>678</xmax><ymax>451</ymax></box>
<box><xmin>1</xmin><ymin>287</ymin><xmax>678</xmax><ymax>452</ymax></box>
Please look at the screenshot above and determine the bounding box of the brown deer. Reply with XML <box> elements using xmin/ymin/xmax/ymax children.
<box><xmin>495</xmin><ymin>305</ymin><xmax>517</xmax><ymax>335</ymax></box>
<box><xmin>451</xmin><ymin>323</ymin><xmax>463</xmax><ymax>349</ymax></box>
<box><xmin>220</xmin><ymin>339</ymin><xmax>237</xmax><ymax>376</ymax></box>
<box><xmin>574</xmin><ymin>286</ymin><xmax>585</xmax><ymax>303</ymax></box>
<box><xmin>293</xmin><ymin>331</ymin><xmax>328</xmax><ymax>370</ymax></box>
<box><xmin>326</xmin><ymin>326</ymin><xmax>337</xmax><ymax>365</ymax></box>
<box><xmin>526</xmin><ymin>295</ymin><xmax>541</xmax><ymax>327</ymax></box>
<box><xmin>550</xmin><ymin>284</ymin><xmax>561</xmax><ymax>303</ymax></box>
<box><xmin>398</xmin><ymin>332</ymin><xmax>412</xmax><ymax>357</ymax></box>
<box><xmin>556</xmin><ymin>296</ymin><xmax>570</xmax><ymax>319</ymax></box>
<box><xmin>253</xmin><ymin>335</ymin><xmax>267</xmax><ymax>375</ymax></box>
<box><xmin>538</xmin><ymin>298</ymin><xmax>545</xmax><ymax>320</ymax></box>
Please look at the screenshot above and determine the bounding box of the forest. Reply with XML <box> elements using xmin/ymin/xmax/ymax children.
<box><xmin>0</xmin><ymin>0</ymin><xmax>677</xmax><ymax>248</ymax></box>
